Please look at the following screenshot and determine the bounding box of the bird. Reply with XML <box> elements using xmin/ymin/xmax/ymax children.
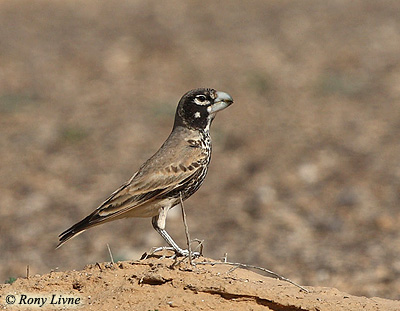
<box><xmin>57</xmin><ymin>88</ymin><xmax>233</xmax><ymax>256</ymax></box>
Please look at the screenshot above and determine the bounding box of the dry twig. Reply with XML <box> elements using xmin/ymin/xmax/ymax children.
<box><xmin>107</xmin><ymin>243</ymin><xmax>115</xmax><ymax>265</ymax></box>
<box><xmin>179</xmin><ymin>191</ymin><xmax>193</xmax><ymax>265</ymax></box>
<box><xmin>195</xmin><ymin>258</ymin><xmax>309</xmax><ymax>293</ymax></box>
<box><xmin>143</xmin><ymin>195</ymin><xmax>306</xmax><ymax>292</ymax></box>
<box><xmin>179</xmin><ymin>192</ymin><xmax>194</xmax><ymax>266</ymax></box>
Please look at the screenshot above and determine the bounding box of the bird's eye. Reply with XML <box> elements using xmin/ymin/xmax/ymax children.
<box><xmin>196</xmin><ymin>95</ymin><xmax>207</xmax><ymax>102</ymax></box>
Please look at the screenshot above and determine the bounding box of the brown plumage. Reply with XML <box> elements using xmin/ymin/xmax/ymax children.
<box><xmin>57</xmin><ymin>88</ymin><xmax>233</xmax><ymax>255</ymax></box>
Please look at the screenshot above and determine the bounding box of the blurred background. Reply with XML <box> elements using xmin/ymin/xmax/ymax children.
<box><xmin>1</xmin><ymin>0</ymin><xmax>400</xmax><ymax>299</ymax></box>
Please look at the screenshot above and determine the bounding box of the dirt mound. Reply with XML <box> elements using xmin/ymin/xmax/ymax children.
<box><xmin>1</xmin><ymin>255</ymin><xmax>399</xmax><ymax>311</ymax></box>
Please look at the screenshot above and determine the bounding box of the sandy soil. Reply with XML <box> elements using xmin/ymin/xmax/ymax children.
<box><xmin>1</xmin><ymin>255</ymin><xmax>399</xmax><ymax>310</ymax></box>
<box><xmin>1</xmin><ymin>0</ymin><xmax>400</xmax><ymax>304</ymax></box>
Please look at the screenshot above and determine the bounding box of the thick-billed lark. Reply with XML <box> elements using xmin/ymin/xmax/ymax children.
<box><xmin>57</xmin><ymin>88</ymin><xmax>233</xmax><ymax>256</ymax></box>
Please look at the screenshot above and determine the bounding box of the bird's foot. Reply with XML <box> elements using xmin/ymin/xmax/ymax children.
<box><xmin>141</xmin><ymin>246</ymin><xmax>202</xmax><ymax>260</ymax></box>
<box><xmin>174</xmin><ymin>239</ymin><xmax>204</xmax><ymax>259</ymax></box>
<box><xmin>176</xmin><ymin>249</ymin><xmax>202</xmax><ymax>259</ymax></box>
<box><xmin>140</xmin><ymin>246</ymin><xmax>174</xmax><ymax>260</ymax></box>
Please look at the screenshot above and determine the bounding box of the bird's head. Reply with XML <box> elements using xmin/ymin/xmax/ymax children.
<box><xmin>174</xmin><ymin>88</ymin><xmax>233</xmax><ymax>131</ymax></box>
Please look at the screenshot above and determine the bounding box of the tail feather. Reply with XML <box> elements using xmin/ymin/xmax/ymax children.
<box><xmin>56</xmin><ymin>182</ymin><xmax>159</xmax><ymax>249</ymax></box>
<box><xmin>56</xmin><ymin>212</ymin><xmax>100</xmax><ymax>249</ymax></box>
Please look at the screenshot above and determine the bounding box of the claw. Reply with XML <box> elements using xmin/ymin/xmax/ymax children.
<box><xmin>178</xmin><ymin>249</ymin><xmax>201</xmax><ymax>258</ymax></box>
<box><xmin>143</xmin><ymin>246</ymin><xmax>202</xmax><ymax>260</ymax></box>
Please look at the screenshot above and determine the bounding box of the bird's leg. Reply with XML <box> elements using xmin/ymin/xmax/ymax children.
<box><xmin>151</xmin><ymin>215</ymin><xmax>187</xmax><ymax>256</ymax></box>
<box><xmin>151</xmin><ymin>215</ymin><xmax>200</xmax><ymax>258</ymax></box>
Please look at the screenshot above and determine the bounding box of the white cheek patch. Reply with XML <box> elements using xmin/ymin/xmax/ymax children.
<box><xmin>194</xmin><ymin>111</ymin><xmax>201</xmax><ymax>118</ymax></box>
<box><xmin>205</xmin><ymin>115</ymin><xmax>213</xmax><ymax>131</ymax></box>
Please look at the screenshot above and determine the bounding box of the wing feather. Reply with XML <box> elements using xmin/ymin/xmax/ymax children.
<box><xmin>87</xmin><ymin>133</ymin><xmax>208</xmax><ymax>220</ymax></box>
<box><xmin>57</xmin><ymin>128</ymin><xmax>208</xmax><ymax>248</ymax></box>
